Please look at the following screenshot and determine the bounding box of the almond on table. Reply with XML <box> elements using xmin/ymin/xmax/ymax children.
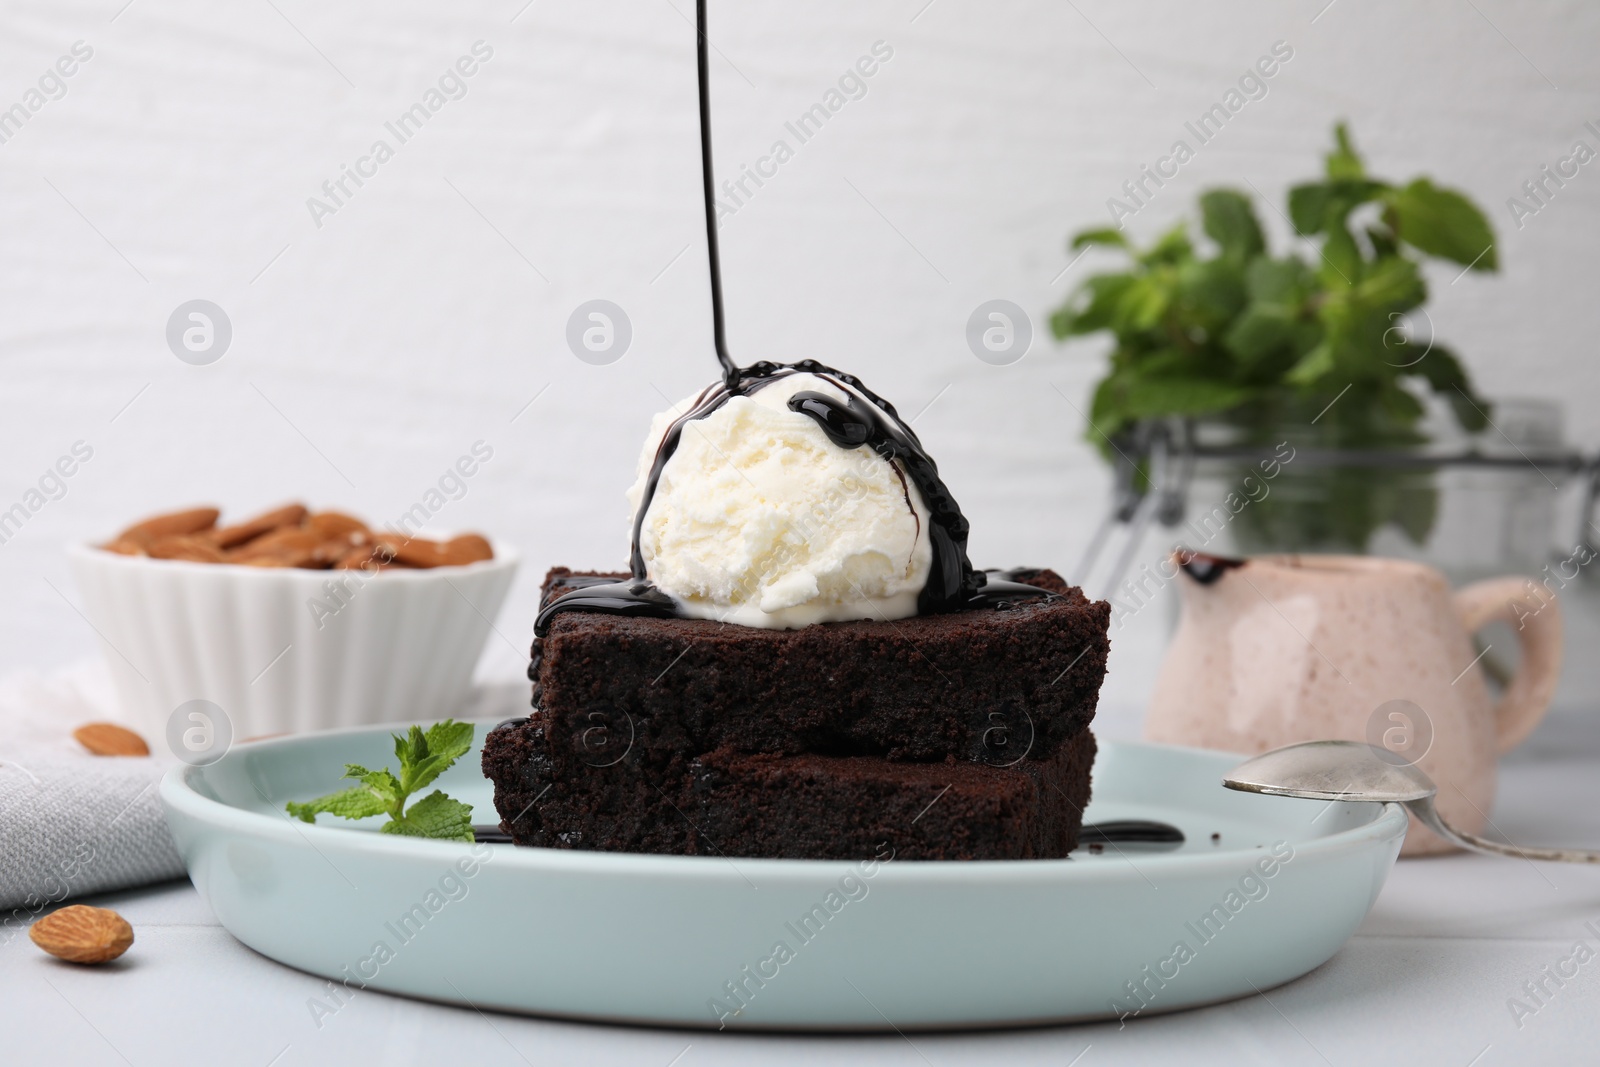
<box><xmin>97</xmin><ymin>505</ymin><xmax>492</xmax><ymax>571</ymax></box>
<box><xmin>30</xmin><ymin>905</ymin><xmax>134</xmax><ymax>964</ymax></box>
<box><xmin>73</xmin><ymin>722</ymin><xmax>150</xmax><ymax>756</ymax></box>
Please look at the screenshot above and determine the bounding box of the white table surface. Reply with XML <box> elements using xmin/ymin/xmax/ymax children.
<box><xmin>6</xmin><ymin>718</ymin><xmax>1600</xmax><ymax>1067</ymax></box>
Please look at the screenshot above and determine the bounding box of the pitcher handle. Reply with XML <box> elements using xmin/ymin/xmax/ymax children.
<box><xmin>1453</xmin><ymin>576</ymin><xmax>1564</xmax><ymax>754</ymax></box>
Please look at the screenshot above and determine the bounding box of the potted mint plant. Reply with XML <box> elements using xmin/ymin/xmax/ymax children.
<box><xmin>1050</xmin><ymin>123</ymin><xmax>1499</xmax><ymax>552</ymax></box>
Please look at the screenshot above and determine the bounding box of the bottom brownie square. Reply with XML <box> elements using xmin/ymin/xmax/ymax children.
<box><xmin>482</xmin><ymin>717</ymin><xmax>1096</xmax><ymax>861</ymax></box>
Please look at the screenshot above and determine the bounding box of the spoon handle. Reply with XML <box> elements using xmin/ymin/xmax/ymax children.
<box><xmin>1408</xmin><ymin>799</ymin><xmax>1600</xmax><ymax>864</ymax></box>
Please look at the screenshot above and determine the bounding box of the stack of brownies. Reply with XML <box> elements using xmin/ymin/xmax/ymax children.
<box><xmin>482</xmin><ymin>566</ymin><xmax>1109</xmax><ymax>861</ymax></box>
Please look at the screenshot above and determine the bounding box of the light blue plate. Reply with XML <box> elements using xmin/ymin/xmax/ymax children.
<box><xmin>160</xmin><ymin>722</ymin><xmax>1406</xmax><ymax>1030</ymax></box>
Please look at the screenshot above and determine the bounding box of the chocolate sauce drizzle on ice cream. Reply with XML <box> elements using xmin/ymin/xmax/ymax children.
<box><xmin>533</xmin><ymin>363</ymin><xmax>1050</xmax><ymax>640</ymax></box>
<box><xmin>530</xmin><ymin>0</ymin><xmax>1049</xmax><ymax>667</ymax></box>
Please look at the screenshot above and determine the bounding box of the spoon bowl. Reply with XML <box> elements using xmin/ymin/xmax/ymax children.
<box><xmin>1224</xmin><ymin>740</ymin><xmax>1600</xmax><ymax>865</ymax></box>
<box><xmin>1223</xmin><ymin>740</ymin><xmax>1436</xmax><ymax>803</ymax></box>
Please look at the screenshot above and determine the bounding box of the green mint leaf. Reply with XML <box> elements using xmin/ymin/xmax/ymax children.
<box><xmin>348</xmin><ymin>767</ymin><xmax>403</xmax><ymax>807</ymax></box>
<box><xmin>1326</xmin><ymin>122</ymin><xmax>1365</xmax><ymax>180</ymax></box>
<box><xmin>1244</xmin><ymin>256</ymin><xmax>1315</xmax><ymax>305</ymax></box>
<box><xmin>1199</xmin><ymin>189</ymin><xmax>1264</xmax><ymax>262</ymax></box>
<box><xmin>1118</xmin><ymin>274</ymin><xmax>1170</xmax><ymax>332</ymax></box>
<box><xmin>1385</xmin><ymin>178</ymin><xmax>1497</xmax><ymax>271</ymax></box>
<box><xmin>1319</xmin><ymin>222</ymin><xmax>1363</xmax><ymax>288</ymax></box>
<box><xmin>1289</xmin><ymin>179</ymin><xmax>1385</xmax><ymax>238</ymax></box>
<box><xmin>1409</xmin><ymin>344</ymin><xmax>1492</xmax><ymax>431</ymax></box>
<box><xmin>1137</xmin><ymin>223</ymin><xmax>1193</xmax><ymax>267</ymax></box>
<box><xmin>1288</xmin><ymin>182</ymin><xmax>1331</xmax><ymax>235</ymax></box>
<box><xmin>1223</xmin><ymin>305</ymin><xmax>1299</xmax><ymax>368</ymax></box>
<box><xmin>287</xmin><ymin>786</ymin><xmax>389</xmax><ymax>824</ymax></box>
<box><xmin>424</xmin><ymin>720</ymin><xmax>475</xmax><ymax>764</ymax></box>
<box><xmin>382</xmin><ymin>790</ymin><xmax>474</xmax><ymax>842</ymax></box>
<box><xmin>1070</xmin><ymin>227</ymin><xmax>1129</xmax><ymax>251</ymax></box>
<box><xmin>1355</xmin><ymin>256</ymin><xmax>1426</xmax><ymax>312</ymax></box>
<box><xmin>1366</xmin><ymin>224</ymin><xmax>1398</xmax><ymax>259</ymax></box>
<box><xmin>1285</xmin><ymin>341</ymin><xmax>1336</xmax><ymax>385</ymax></box>
<box><xmin>398</xmin><ymin>720</ymin><xmax>475</xmax><ymax>795</ymax></box>
<box><xmin>394</xmin><ymin>725</ymin><xmax>430</xmax><ymax>794</ymax></box>
<box><xmin>1051</xmin><ymin>273</ymin><xmax>1136</xmax><ymax>338</ymax></box>
<box><xmin>1175</xmin><ymin>258</ymin><xmax>1247</xmax><ymax>323</ymax></box>
<box><xmin>394</xmin><ymin>725</ymin><xmax>426</xmax><ymax>773</ymax></box>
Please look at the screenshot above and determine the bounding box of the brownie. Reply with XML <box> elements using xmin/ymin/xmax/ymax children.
<box><xmin>532</xmin><ymin>568</ymin><xmax>1110</xmax><ymax>772</ymax></box>
<box><xmin>482</xmin><ymin>714</ymin><xmax>1096</xmax><ymax>860</ymax></box>
<box><xmin>482</xmin><ymin>565</ymin><xmax>1110</xmax><ymax>861</ymax></box>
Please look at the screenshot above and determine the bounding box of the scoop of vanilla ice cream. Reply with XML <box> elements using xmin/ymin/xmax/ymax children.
<box><xmin>625</xmin><ymin>373</ymin><xmax>932</xmax><ymax>628</ymax></box>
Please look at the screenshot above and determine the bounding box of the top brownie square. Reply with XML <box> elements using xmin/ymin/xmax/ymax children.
<box><xmin>531</xmin><ymin>567</ymin><xmax>1109</xmax><ymax>774</ymax></box>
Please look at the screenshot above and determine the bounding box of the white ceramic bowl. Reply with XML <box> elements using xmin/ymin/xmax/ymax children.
<box><xmin>67</xmin><ymin>540</ymin><xmax>519</xmax><ymax>742</ymax></box>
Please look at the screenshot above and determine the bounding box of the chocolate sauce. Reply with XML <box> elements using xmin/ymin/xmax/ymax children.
<box><xmin>472</xmin><ymin>825</ymin><xmax>516</xmax><ymax>845</ymax></box>
<box><xmin>1078</xmin><ymin>820</ymin><xmax>1185</xmax><ymax>847</ymax></box>
<box><xmin>529</xmin><ymin>0</ymin><xmax>1050</xmax><ymax>692</ymax></box>
<box><xmin>1176</xmin><ymin>549</ymin><xmax>1246</xmax><ymax>585</ymax></box>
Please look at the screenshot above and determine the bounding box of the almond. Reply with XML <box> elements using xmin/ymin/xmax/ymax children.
<box><xmin>306</xmin><ymin>511</ymin><xmax>369</xmax><ymax>540</ymax></box>
<box><xmin>376</xmin><ymin>534</ymin><xmax>493</xmax><ymax>569</ymax></box>
<box><xmin>335</xmin><ymin>544</ymin><xmax>402</xmax><ymax>571</ymax></box>
<box><xmin>309</xmin><ymin>518</ymin><xmax>369</xmax><ymax>566</ymax></box>
<box><xmin>101</xmin><ymin>539</ymin><xmax>146</xmax><ymax>556</ymax></box>
<box><xmin>443</xmin><ymin>534</ymin><xmax>494</xmax><ymax>565</ymax></box>
<box><xmin>370</xmin><ymin>532</ymin><xmax>423</xmax><ymax>565</ymax></box>
<box><xmin>228</xmin><ymin>527</ymin><xmax>323</xmax><ymax>568</ymax></box>
<box><xmin>30</xmin><ymin>905</ymin><xmax>134</xmax><ymax>964</ymax></box>
<box><xmin>312</xmin><ymin>538</ymin><xmax>366</xmax><ymax>567</ymax></box>
<box><xmin>211</xmin><ymin>503</ymin><xmax>308</xmax><ymax>548</ymax></box>
<box><xmin>115</xmin><ymin>507</ymin><xmax>220</xmax><ymax>547</ymax></box>
<box><xmin>146</xmin><ymin>535</ymin><xmax>228</xmax><ymax>563</ymax></box>
<box><xmin>73</xmin><ymin>722</ymin><xmax>150</xmax><ymax>757</ymax></box>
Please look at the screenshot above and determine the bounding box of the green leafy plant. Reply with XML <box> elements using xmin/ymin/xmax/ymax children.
<box><xmin>1051</xmin><ymin>123</ymin><xmax>1500</xmax><ymax>550</ymax></box>
<box><xmin>287</xmin><ymin>719</ymin><xmax>475</xmax><ymax>842</ymax></box>
<box><xmin>1052</xmin><ymin>122</ymin><xmax>1496</xmax><ymax>449</ymax></box>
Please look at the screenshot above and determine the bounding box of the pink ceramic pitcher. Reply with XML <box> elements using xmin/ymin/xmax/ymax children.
<box><xmin>1144</xmin><ymin>554</ymin><xmax>1564</xmax><ymax>855</ymax></box>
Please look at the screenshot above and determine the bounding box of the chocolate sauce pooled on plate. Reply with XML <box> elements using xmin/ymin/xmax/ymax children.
<box><xmin>528</xmin><ymin>0</ymin><xmax>1049</xmax><ymax>699</ymax></box>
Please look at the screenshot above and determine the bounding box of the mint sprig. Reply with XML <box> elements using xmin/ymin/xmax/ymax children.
<box><xmin>287</xmin><ymin>719</ymin><xmax>475</xmax><ymax>842</ymax></box>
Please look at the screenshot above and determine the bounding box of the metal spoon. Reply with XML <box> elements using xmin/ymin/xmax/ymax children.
<box><xmin>1223</xmin><ymin>740</ymin><xmax>1600</xmax><ymax>864</ymax></box>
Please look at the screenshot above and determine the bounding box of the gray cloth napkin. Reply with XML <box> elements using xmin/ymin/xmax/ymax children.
<box><xmin>0</xmin><ymin>754</ymin><xmax>182</xmax><ymax>923</ymax></box>
<box><xmin>0</xmin><ymin>660</ymin><xmax>183</xmax><ymax>928</ymax></box>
